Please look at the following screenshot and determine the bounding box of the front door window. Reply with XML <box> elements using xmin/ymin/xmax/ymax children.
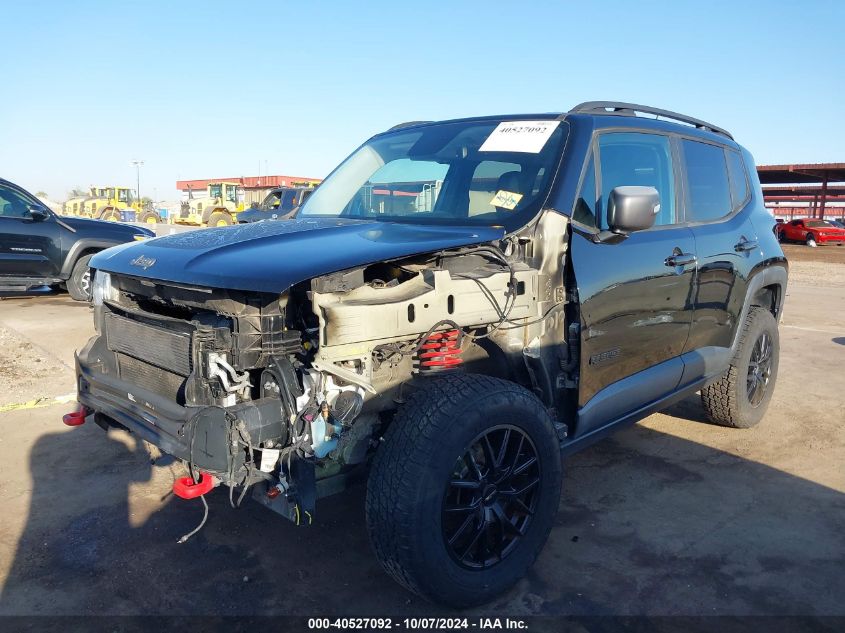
<box><xmin>598</xmin><ymin>132</ymin><xmax>676</xmax><ymax>228</ymax></box>
<box><xmin>0</xmin><ymin>185</ymin><xmax>34</xmax><ymax>218</ymax></box>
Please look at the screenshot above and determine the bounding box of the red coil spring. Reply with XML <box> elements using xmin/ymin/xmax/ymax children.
<box><xmin>416</xmin><ymin>329</ymin><xmax>463</xmax><ymax>372</ymax></box>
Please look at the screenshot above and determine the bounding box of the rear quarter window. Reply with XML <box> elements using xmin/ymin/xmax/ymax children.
<box><xmin>726</xmin><ymin>149</ymin><xmax>750</xmax><ymax>210</ymax></box>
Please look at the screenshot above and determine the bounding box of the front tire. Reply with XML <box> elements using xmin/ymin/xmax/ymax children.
<box><xmin>701</xmin><ymin>307</ymin><xmax>779</xmax><ymax>428</ymax></box>
<box><xmin>806</xmin><ymin>232</ymin><xmax>817</xmax><ymax>247</ymax></box>
<box><xmin>208</xmin><ymin>210</ymin><xmax>233</xmax><ymax>227</ymax></box>
<box><xmin>139</xmin><ymin>210</ymin><xmax>159</xmax><ymax>224</ymax></box>
<box><xmin>67</xmin><ymin>254</ymin><xmax>93</xmax><ymax>301</ymax></box>
<box><xmin>366</xmin><ymin>374</ymin><xmax>562</xmax><ymax>607</ymax></box>
<box><xmin>100</xmin><ymin>208</ymin><xmax>121</xmax><ymax>222</ymax></box>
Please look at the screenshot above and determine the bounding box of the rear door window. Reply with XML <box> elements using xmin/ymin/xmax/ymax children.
<box><xmin>681</xmin><ymin>140</ymin><xmax>732</xmax><ymax>222</ymax></box>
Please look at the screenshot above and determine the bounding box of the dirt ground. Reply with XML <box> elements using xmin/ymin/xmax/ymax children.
<box><xmin>0</xmin><ymin>249</ymin><xmax>842</xmax><ymax>617</ymax></box>
<box><xmin>780</xmin><ymin>243</ymin><xmax>845</xmax><ymax>288</ymax></box>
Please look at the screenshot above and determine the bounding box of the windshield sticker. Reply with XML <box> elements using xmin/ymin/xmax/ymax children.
<box><xmin>491</xmin><ymin>190</ymin><xmax>523</xmax><ymax>210</ymax></box>
<box><xmin>479</xmin><ymin>121</ymin><xmax>560</xmax><ymax>153</ymax></box>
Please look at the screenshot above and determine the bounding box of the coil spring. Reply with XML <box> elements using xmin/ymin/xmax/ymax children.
<box><xmin>414</xmin><ymin>329</ymin><xmax>463</xmax><ymax>373</ymax></box>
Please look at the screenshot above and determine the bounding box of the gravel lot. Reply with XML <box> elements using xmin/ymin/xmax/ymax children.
<box><xmin>0</xmin><ymin>247</ymin><xmax>842</xmax><ymax>617</ymax></box>
<box><xmin>781</xmin><ymin>244</ymin><xmax>845</xmax><ymax>288</ymax></box>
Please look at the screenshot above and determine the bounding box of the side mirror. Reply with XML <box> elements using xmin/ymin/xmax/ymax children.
<box><xmin>607</xmin><ymin>186</ymin><xmax>660</xmax><ymax>234</ymax></box>
<box><xmin>28</xmin><ymin>205</ymin><xmax>50</xmax><ymax>221</ymax></box>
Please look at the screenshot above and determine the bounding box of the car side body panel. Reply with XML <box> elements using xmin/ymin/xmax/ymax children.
<box><xmin>0</xmin><ymin>179</ymin><xmax>153</xmax><ymax>287</ymax></box>
<box><xmin>560</xmin><ymin>118</ymin><xmax>787</xmax><ymax>448</ymax></box>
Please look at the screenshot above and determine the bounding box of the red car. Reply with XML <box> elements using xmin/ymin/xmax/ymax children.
<box><xmin>777</xmin><ymin>218</ymin><xmax>845</xmax><ymax>245</ymax></box>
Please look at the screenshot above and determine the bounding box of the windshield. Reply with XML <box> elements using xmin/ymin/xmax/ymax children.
<box><xmin>299</xmin><ymin>119</ymin><xmax>567</xmax><ymax>230</ymax></box>
<box><xmin>209</xmin><ymin>184</ymin><xmax>222</xmax><ymax>199</ymax></box>
<box><xmin>262</xmin><ymin>191</ymin><xmax>282</xmax><ymax>210</ymax></box>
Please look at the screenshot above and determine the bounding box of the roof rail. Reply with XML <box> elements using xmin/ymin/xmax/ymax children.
<box><xmin>387</xmin><ymin>120</ymin><xmax>434</xmax><ymax>132</ymax></box>
<box><xmin>569</xmin><ymin>101</ymin><xmax>733</xmax><ymax>140</ymax></box>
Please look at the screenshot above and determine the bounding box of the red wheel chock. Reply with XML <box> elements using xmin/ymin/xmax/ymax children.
<box><xmin>173</xmin><ymin>472</ymin><xmax>215</xmax><ymax>499</ymax></box>
<box><xmin>63</xmin><ymin>407</ymin><xmax>90</xmax><ymax>426</ymax></box>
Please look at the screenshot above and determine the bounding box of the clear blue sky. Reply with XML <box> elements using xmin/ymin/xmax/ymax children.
<box><xmin>1</xmin><ymin>0</ymin><xmax>843</xmax><ymax>202</ymax></box>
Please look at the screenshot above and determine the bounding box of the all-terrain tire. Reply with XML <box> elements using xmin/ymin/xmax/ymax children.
<box><xmin>67</xmin><ymin>254</ymin><xmax>94</xmax><ymax>301</ymax></box>
<box><xmin>366</xmin><ymin>373</ymin><xmax>562</xmax><ymax>607</ymax></box>
<box><xmin>701</xmin><ymin>307</ymin><xmax>779</xmax><ymax>428</ymax></box>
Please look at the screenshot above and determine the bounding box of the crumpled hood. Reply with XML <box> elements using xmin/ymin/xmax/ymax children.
<box><xmin>91</xmin><ymin>218</ymin><xmax>505</xmax><ymax>293</ymax></box>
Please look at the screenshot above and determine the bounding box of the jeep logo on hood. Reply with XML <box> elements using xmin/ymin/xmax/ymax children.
<box><xmin>129</xmin><ymin>255</ymin><xmax>156</xmax><ymax>270</ymax></box>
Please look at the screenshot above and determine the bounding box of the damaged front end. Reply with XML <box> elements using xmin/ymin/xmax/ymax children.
<box><xmin>76</xmin><ymin>271</ymin><xmax>371</xmax><ymax>524</ymax></box>
<box><xmin>76</xmin><ymin>210</ymin><xmax>574</xmax><ymax>525</ymax></box>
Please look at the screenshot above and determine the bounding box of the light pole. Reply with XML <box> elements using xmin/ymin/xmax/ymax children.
<box><xmin>131</xmin><ymin>159</ymin><xmax>144</xmax><ymax>203</ymax></box>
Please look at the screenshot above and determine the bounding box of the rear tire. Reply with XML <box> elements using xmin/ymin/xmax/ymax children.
<box><xmin>701</xmin><ymin>307</ymin><xmax>779</xmax><ymax>428</ymax></box>
<box><xmin>67</xmin><ymin>254</ymin><xmax>94</xmax><ymax>301</ymax></box>
<box><xmin>208</xmin><ymin>211</ymin><xmax>233</xmax><ymax>227</ymax></box>
<box><xmin>366</xmin><ymin>373</ymin><xmax>562</xmax><ymax>607</ymax></box>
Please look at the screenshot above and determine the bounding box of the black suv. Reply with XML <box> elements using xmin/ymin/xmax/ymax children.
<box><xmin>236</xmin><ymin>186</ymin><xmax>316</xmax><ymax>223</ymax></box>
<box><xmin>74</xmin><ymin>102</ymin><xmax>787</xmax><ymax>606</ymax></box>
<box><xmin>0</xmin><ymin>178</ymin><xmax>155</xmax><ymax>300</ymax></box>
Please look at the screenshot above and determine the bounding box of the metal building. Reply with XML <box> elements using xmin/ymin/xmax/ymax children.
<box><xmin>759</xmin><ymin>163</ymin><xmax>845</xmax><ymax>221</ymax></box>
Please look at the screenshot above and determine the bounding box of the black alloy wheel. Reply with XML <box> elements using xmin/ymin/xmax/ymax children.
<box><xmin>701</xmin><ymin>307</ymin><xmax>779</xmax><ymax>428</ymax></box>
<box><xmin>366</xmin><ymin>373</ymin><xmax>562</xmax><ymax>607</ymax></box>
<box><xmin>746</xmin><ymin>331</ymin><xmax>773</xmax><ymax>407</ymax></box>
<box><xmin>442</xmin><ymin>425</ymin><xmax>540</xmax><ymax>569</ymax></box>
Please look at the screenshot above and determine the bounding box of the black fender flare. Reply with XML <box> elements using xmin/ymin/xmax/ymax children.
<box><xmin>728</xmin><ymin>258</ymin><xmax>788</xmax><ymax>357</ymax></box>
<box><xmin>60</xmin><ymin>239</ymin><xmax>124</xmax><ymax>278</ymax></box>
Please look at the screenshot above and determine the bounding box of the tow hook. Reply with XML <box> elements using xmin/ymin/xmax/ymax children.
<box><xmin>62</xmin><ymin>406</ymin><xmax>92</xmax><ymax>426</ymax></box>
<box><xmin>173</xmin><ymin>472</ymin><xmax>216</xmax><ymax>499</ymax></box>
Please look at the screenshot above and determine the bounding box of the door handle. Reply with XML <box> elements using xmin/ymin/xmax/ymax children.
<box><xmin>664</xmin><ymin>252</ymin><xmax>697</xmax><ymax>267</ymax></box>
<box><xmin>734</xmin><ymin>237</ymin><xmax>758</xmax><ymax>252</ymax></box>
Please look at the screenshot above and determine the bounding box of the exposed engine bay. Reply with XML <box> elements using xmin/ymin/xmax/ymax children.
<box><xmin>78</xmin><ymin>211</ymin><xmax>576</xmax><ymax>524</ymax></box>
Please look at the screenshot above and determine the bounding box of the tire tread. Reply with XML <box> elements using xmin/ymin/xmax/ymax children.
<box><xmin>701</xmin><ymin>307</ymin><xmax>777</xmax><ymax>428</ymax></box>
<box><xmin>366</xmin><ymin>373</ymin><xmax>555</xmax><ymax>604</ymax></box>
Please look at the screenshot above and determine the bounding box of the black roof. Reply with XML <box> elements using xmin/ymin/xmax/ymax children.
<box><xmin>385</xmin><ymin>101</ymin><xmax>734</xmax><ymax>142</ymax></box>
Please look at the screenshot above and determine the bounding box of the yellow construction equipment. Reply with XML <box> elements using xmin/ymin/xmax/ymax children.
<box><xmin>63</xmin><ymin>187</ymin><xmax>160</xmax><ymax>223</ymax></box>
<box><xmin>176</xmin><ymin>181</ymin><xmax>244</xmax><ymax>227</ymax></box>
<box><xmin>63</xmin><ymin>189</ymin><xmax>94</xmax><ymax>216</ymax></box>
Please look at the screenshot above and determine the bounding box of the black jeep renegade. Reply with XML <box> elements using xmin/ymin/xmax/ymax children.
<box><xmin>74</xmin><ymin>102</ymin><xmax>787</xmax><ymax>606</ymax></box>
